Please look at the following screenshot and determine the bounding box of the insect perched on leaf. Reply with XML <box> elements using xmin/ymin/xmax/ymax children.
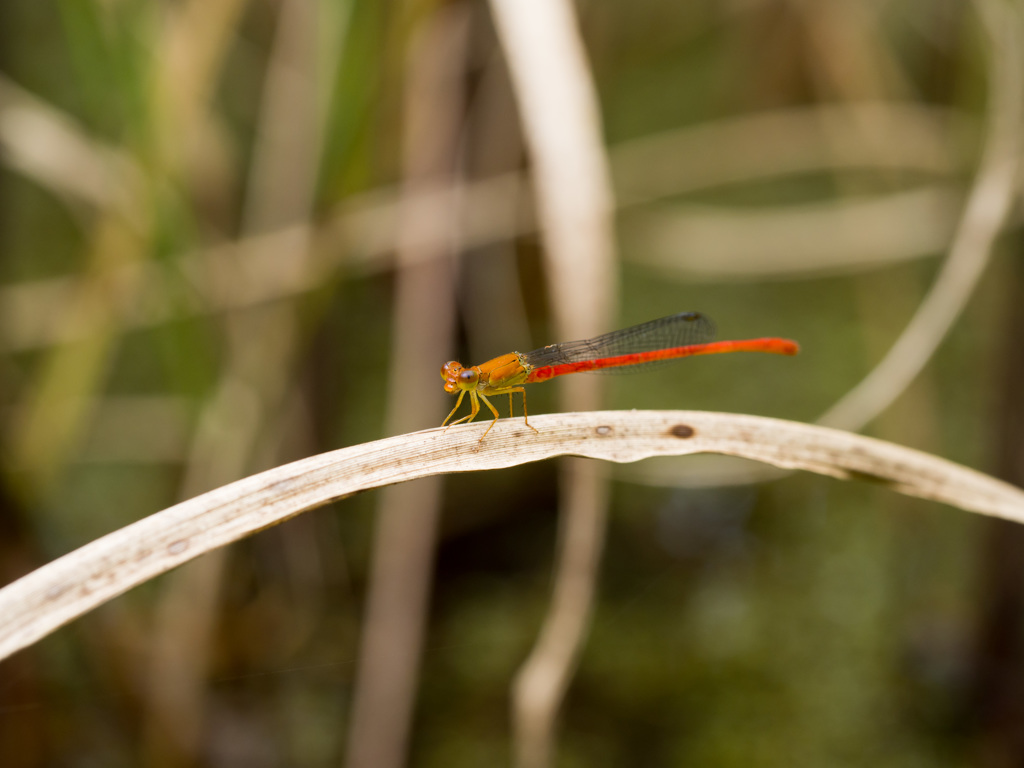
<box><xmin>441</xmin><ymin>312</ymin><xmax>799</xmax><ymax>440</ymax></box>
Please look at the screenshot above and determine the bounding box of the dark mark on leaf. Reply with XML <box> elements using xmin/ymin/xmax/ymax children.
<box><xmin>168</xmin><ymin>540</ymin><xmax>188</xmax><ymax>555</ymax></box>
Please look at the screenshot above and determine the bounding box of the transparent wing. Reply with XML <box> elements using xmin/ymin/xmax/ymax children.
<box><xmin>522</xmin><ymin>312</ymin><xmax>716</xmax><ymax>374</ymax></box>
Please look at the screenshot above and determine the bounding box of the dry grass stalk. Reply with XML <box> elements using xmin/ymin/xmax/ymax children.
<box><xmin>2</xmin><ymin>411</ymin><xmax>1021</xmax><ymax>661</ymax></box>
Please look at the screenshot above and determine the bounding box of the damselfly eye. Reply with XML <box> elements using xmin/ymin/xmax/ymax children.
<box><xmin>460</xmin><ymin>369</ymin><xmax>478</xmax><ymax>384</ymax></box>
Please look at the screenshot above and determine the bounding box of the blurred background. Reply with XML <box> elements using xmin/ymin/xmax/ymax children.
<box><xmin>1</xmin><ymin>0</ymin><xmax>1023</xmax><ymax>766</ymax></box>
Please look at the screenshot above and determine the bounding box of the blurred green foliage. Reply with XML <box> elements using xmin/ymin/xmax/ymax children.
<box><xmin>0</xmin><ymin>0</ymin><xmax>1018</xmax><ymax>766</ymax></box>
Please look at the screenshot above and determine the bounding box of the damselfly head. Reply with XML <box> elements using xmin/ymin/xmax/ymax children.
<box><xmin>441</xmin><ymin>361</ymin><xmax>478</xmax><ymax>393</ymax></box>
